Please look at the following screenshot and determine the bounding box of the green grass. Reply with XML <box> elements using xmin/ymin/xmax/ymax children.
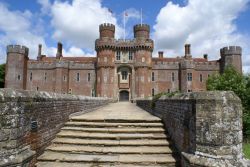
<box><xmin>243</xmin><ymin>142</ymin><xmax>250</xmax><ymax>159</ymax></box>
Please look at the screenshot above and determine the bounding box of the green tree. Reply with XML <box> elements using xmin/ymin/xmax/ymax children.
<box><xmin>0</xmin><ymin>64</ymin><xmax>5</xmax><ymax>88</ymax></box>
<box><xmin>207</xmin><ymin>66</ymin><xmax>250</xmax><ymax>138</ymax></box>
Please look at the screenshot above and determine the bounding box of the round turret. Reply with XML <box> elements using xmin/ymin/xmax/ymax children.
<box><xmin>220</xmin><ymin>46</ymin><xmax>242</xmax><ymax>73</ymax></box>
<box><xmin>7</xmin><ymin>45</ymin><xmax>29</xmax><ymax>56</ymax></box>
<box><xmin>133</xmin><ymin>24</ymin><xmax>150</xmax><ymax>39</ymax></box>
<box><xmin>220</xmin><ymin>46</ymin><xmax>242</xmax><ymax>56</ymax></box>
<box><xmin>99</xmin><ymin>23</ymin><xmax>115</xmax><ymax>39</ymax></box>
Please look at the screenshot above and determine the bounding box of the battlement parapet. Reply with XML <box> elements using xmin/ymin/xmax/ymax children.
<box><xmin>133</xmin><ymin>24</ymin><xmax>150</xmax><ymax>32</ymax></box>
<box><xmin>7</xmin><ymin>45</ymin><xmax>29</xmax><ymax>55</ymax></box>
<box><xmin>99</xmin><ymin>23</ymin><xmax>115</xmax><ymax>31</ymax></box>
<box><xmin>220</xmin><ymin>46</ymin><xmax>242</xmax><ymax>55</ymax></box>
<box><xmin>153</xmin><ymin>63</ymin><xmax>179</xmax><ymax>70</ymax></box>
<box><xmin>95</xmin><ymin>38</ymin><xmax>154</xmax><ymax>51</ymax></box>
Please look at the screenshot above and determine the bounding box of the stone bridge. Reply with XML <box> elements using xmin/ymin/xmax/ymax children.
<box><xmin>0</xmin><ymin>89</ymin><xmax>248</xmax><ymax>167</ymax></box>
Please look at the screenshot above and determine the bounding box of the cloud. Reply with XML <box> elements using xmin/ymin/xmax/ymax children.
<box><xmin>153</xmin><ymin>0</ymin><xmax>250</xmax><ymax>73</ymax></box>
<box><xmin>0</xmin><ymin>2</ymin><xmax>45</xmax><ymax>63</ymax></box>
<box><xmin>50</xmin><ymin>0</ymin><xmax>122</xmax><ymax>50</ymax></box>
<box><xmin>37</xmin><ymin>0</ymin><xmax>51</xmax><ymax>15</ymax></box>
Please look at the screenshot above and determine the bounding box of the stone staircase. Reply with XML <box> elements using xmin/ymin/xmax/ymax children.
<box><xmin>36</xmin><ymin>103</ymin><xmax>179</xmax><ymax>167</ymax></box>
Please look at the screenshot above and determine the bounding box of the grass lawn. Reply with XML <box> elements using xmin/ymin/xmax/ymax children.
<box><xmin>243</xmin><ymin>142</ymin><xmax>250</xmax><ymax>159</ymax></box>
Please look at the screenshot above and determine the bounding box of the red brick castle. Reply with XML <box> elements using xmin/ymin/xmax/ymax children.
<box><xmin>4</xmin><ymin>23</ymin><xmax>242</xmax><ymax>101</ymax></box>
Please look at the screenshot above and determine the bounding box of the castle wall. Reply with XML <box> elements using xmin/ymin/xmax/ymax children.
<box><xmin>136</xmin><ymin>91</ymin><xmax>247</xmax><ymax>167</ymax></box>
<box><xmin>26</xmin><ymin>68</ymin><xmax>56</xmax><ymax>92</ymax></box>
<box><xmin>0</xmin><ymin>89</ymin><xmax>111</xmax><ymax>167</ymax></box>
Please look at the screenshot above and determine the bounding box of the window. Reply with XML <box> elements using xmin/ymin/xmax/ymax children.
<box><xmin>152</xmin><ymin>72</ymin><xmax>155</xmax><ymax>81</ymax></box>
<box><xmin>200</xmin><ymin>74</ymin><xmax>203</xmax><ymax>82</ymax></box>
<box><xmin>208</xmin><ymin>74</ymin><xmax>210</xmax><ymax>78</ymax></box>
<box><xmin>17</xmin><ymin>75</ymin><xmax>21</xmax><ymax>80</ymax></box>
<box><xmin>69</xmin><ymin>88</ymin><xmax>72</xmax><ymax>94</ymax></box>
<box><xmin>168</xmin><ymin>89</ymin><xmax>170</xmax><ymax>93</ymax></box>
<box><xmin>141</xmin><ymin>76</ymin><xmax>144</xmax><ymax>82</ymax></box>
<box><xmin>104</xmin><ymin>76</ymin><xmax>107</xmax><ymax>83</ymax></box>
<box><xmin>91</xmin><ymin>89</ymin><xmax>95</xmax><ymax>97</ymax></box>
<box><xmin>116</xmin><ymin>51</ymin><xmax>121</xmax><ymax>60</ymax></box>
<box><xmin>30</xmin><ymin>72</ymin><xmax>32</xmax><ymax>81</ymax></box>
<box><xmin>88</xmin><ymin>73</ymin><xmax>91</xmax><ymax>82</ymax></box>
<box><xmin>142</xmin><ymin>57</ymin><xmax>145</xmax><ymax>62</ymax></box>
<box><xmin>122</xmin><ymin>71</ymin><xmax>128</xmax><ymax>80</ymax></box>
<box><xmin>76</xmin><ymin>73</ymin><xmax>80</xmax><ymax>82</ymax></box>
<box><xmin>44</xmin><ymin>72</ymin><xmax>47</xmax><ymax>81</ymax></box>
<box><xmin>63</xmin><ymin>76</ymin><xmax>67</xmax><ymax>81</ymax></box>
<box><xmin>172</xmin><ymin>72</ymin><xmax>175</xmax><ymax>82</ymax></box>
<box><xmin>36</xmin><ymin>87</ymin><xmax>39</xmax><ymax>91</ymax></box>
<box><xmin>129</xmin><ymin>51</ymin><xmax>133</xmax><ymax>60</ymax></box>
<box><xmin>187</xmin><ymin>73</ymin><xmax>192</xmax><ymax>81</ymax></box>
<box><xmin>152</xmin><ymin>88</ymin><xmax>155</xmax><ymax>96</ymax></box>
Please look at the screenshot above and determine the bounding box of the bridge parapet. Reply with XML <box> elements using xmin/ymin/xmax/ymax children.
<box><xmin>137</xmin><ymin>91</ymin><xmax>248</xmax><ymax>167</ymax></box>
<box><xmin>0</xmin><ymin>89</ymin><xmax>111</xmax><ymax>167</ymax></box>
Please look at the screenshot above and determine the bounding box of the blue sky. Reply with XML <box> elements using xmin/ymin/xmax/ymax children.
<box><xmin>0</xmin><ymin>0</ymin><xmax>250</xmax><ymax>73</ymax></box>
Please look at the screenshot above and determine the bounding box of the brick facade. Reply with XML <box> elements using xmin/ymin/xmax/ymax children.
<box><xmin>5</xmin><ymin>23</ymin><xmax>242</xmax><ymax>100</ymax></box>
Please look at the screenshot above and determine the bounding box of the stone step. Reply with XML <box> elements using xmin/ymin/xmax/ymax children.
<box><xmin>52</xmin><ymin>138</ymin><xmax>170</xmax><ymax>146</ymax></box>
<box><xmin>64</xmin><ymin>122</ymin><xmax>163</xmax><ymax>128</ymax></box>
<box><xmin>36</xmin><ymin>161</ymin><xmax>172</xmax><ymax>167</ymax></box>
<box><xmin>46</xmin><ymin>144</ymin><xmax>173</xmax><ymax>154</ymax></box>
<box><xmin>37</xmin><ymin>151</ymin><xmax>177</xmax><ymax>165</ymax></box>
<box><xmin>61</xmin><ymin>127</ymin><xmax>165</xmax><ymax>133</ymax></box>
<box><xmin>57</xmin><ymin>131</ymin><xmax>167</xmax><ymax>140</ymax></box>
<box><xmin>69</xmin><ymin>118</ymin><xmax>161</xmax><ymax>123</ymax></box>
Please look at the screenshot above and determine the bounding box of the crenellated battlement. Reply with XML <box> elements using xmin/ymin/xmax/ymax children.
<box><xmin>133</xmin><ymin>24</ymin><xmax>150</xmax><ymax>32</ymax></box>
<box><xmin>95</xmin><ymin>38</ymin><xmax>154</xmax><ymax>51</ymax></box>
<box><xmin>7</xmin><ymin>45</ymin><xmax>29</xmax><ymax>56</ymax></box>
<box><xmin>220</xmin><ymin>46</ymin><xmax>242</xmax><ymax>55</ymax></box>
<box><xmin>99</xmin><ymin>23</ymin><xmax>115</xmax><ymax>32</ymax></box>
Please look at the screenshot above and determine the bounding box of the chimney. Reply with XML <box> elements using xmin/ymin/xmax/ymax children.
<box><xmin>56</xmin><ymin>42</ymin><xmax>63</xmax><ymax>59</ymax></box>
<box><xmin>203</xmin><ymin>54</ymin><xmax>208</xmax><ymax>60</ymax></box>
<box><xmin>37</xmin><ymin>44</ymin><xmax>42</xmax><ymax>60</ymax></box>
<box><xmin>185</xmin><ymin>44</ymin><xmax>191</xmax><ymax>56</ymax></box>
<box><xmin>158</xmin><ymin>51</ymin><xmax>163</xmax><ymax>58</ymax></box>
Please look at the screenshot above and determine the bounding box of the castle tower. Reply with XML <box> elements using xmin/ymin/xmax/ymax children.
<box><xmin>180</xmin><ymin>44</ymin><xmax>195</xmax><ymax>92</ymax></box>
<box><xmin>95</xmin><ymin>23</ymin><xmax>116</xmax><ymax>98</ymax></box>
<box><xmin>133</xmin><ymin>24</ymin><xmax>153</xmax><ymax>98</ymax></box>
<box><xmin>220</xmin><ymin>46</ymin><xmax>242</xmax><ymax>73</ymax></box>
<box><xmin>134</xmin><ymin>24</ymin><xmax>150</xmax><ymax>39</ymax></box>
<box><xmin>5</xmin><ymin>45</ymin><xmax>29</xmax><ymax>89</ymax></box>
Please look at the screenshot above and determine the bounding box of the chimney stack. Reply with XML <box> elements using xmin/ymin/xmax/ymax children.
<box><xmin>37</xmin><ymin>44</ymin><xmax>42</xmax><ymax>60</ymax></box>
<box><xmin>203</xmin><ymin>54</ymin><xmax>208</xmax><ymax>60</ymax></box>
<box><xmin>185</xmin><ymin>44</ymin><xmax>191</xmax><ymax>57</ymax></box>
<box><xmin>56</xmin><ymin>42</ymin><xmax>63</xmax><ymax>59</ymax></box>
<box><xmin>158</xmin><ymin>51</ymin><xmax>163</xmax><ymax>58</ymax></box>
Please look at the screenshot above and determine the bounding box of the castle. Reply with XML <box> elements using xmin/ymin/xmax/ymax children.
<box><xmin>4</xmin><ymin>23</ymin><xmax>242</xmax><ymax>101</ymax></box>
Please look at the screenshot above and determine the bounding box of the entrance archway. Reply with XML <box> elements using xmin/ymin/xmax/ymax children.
<box><xmin>119</xmin><ymin>90</ymin><xmax>129</xmax><ymax>101</ymax></box>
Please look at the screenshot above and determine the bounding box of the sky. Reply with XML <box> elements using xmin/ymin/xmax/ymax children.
<box><xmin>0</xmin><ymin>0</ymin><xmax>250</xmax><ymax>73</ymax></box>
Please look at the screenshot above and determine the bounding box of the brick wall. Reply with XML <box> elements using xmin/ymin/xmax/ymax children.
<box><xmin>0</xmin><ymin>89</ymin><xmax>111</xmax><ymax>167</ymax></box>
<box><xmin>136</xmin><ymin>91</ymin><xmax>248</xmax><ymax>167</ymax></box>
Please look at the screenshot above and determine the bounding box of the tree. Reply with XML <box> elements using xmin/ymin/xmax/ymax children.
<box><xmin>207</xmin><ymin>66</ymin><xmax>250</xmax><ymax>138</ymax></box>
<box><xmin>0</xmin><ymin>64</ymin><xmax>5</xmax><ymax>88</ymax></box>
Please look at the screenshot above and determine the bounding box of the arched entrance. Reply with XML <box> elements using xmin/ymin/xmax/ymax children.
<box><xmin>119</xmin><ymin>90</ymin><xmax>129</xmax><ymax>101</ymax></box>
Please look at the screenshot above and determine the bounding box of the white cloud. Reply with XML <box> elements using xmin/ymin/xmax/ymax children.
<box><xmin>0</xmin><ymin>3</ymin><xmax>45</xmax><ymax>63</ymax></box>
<box><xmin>37</xmin><ymin>0</ymin><xmax>51</xmax><ymax>15</ymax></box>
<box><xmin>51</xmin><ymin>0</ymin><xmax>122</xmax><ymax>50</ymax></box>
<box><xmin>153</xmin><ymin>0</ymin><xmax>250</xmax><ymax>73</ymax></box>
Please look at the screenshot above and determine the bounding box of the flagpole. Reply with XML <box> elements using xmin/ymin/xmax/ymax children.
<box><xmin>123</xmin><ymin>11</ymin><xmax>125</xmax><ymax>40</ymax></box>
<box><xmin>141</xmin><ymin>8</ymin><xmax>142</xmax><ymax>25</ymax></box>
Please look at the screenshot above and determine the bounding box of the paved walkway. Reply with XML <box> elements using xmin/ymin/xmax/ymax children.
<box><xmin>72</xmin><ymin>102</ymin><xmax>160</xmax><ymax>121</ymax></box>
